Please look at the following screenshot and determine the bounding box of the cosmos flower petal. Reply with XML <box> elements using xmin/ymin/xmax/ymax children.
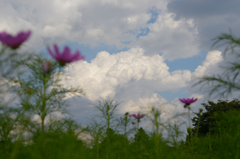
<box><xmin>131</xmin><ymin>113</ymin><xmax>145</xmax><ymax>119</ymax></box>
<box><xmin>179</xmin><ymin>97</ymin><xmax>198</xmax><ymax>105</ymax></box>
<box><xmin>47</xmin><ymin>44</ymin><xmax>84</xmax><ymax>65</ymax></box>
<box><xmin>47</xmin><ymin>46</ymin><xmax>55</xmax><ymax>58</ymax></box>
<box><xmin>54</xmin><ymin>44</ymin><xmax>60</xmax><ymax>57</ymax></box>
<box><xmin>0</xmin><ymin>30</ymin><xmax>31</xmax><ymax>49</ymax></box>
<box><xmin>131</xmin><ymin>114</ymin><xmax>137</xmax><ymax>118</ymax></box>
<box><xmin>62</xmin><ymin>46</ymin><xmax>71</xmax><ymax>61</ymax></box>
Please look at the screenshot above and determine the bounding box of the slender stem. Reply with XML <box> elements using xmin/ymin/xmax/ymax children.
<box><xmin>41</xmin><ymin>75</ymin><xmax>47</xmax><ymax>159</ymax></box>
<box><xmin>96</xmin><ymin>134</ymin><xmax>99</xmax><ymax>159</ymax></box>
<box><xmin>41</xmin><ymin>75</ymin><xmax>47</xmax><ymax>133</ymax></box>
<box><xmin>124</xmin><ymin>116</ymin><xmax>127</xmax><ymax>137</ymax></box>
<box><xmin>196</xmin><ymin>113</ymin><xmax>202</xmax><ymax>138</ymax></box>
<box><xmin>124</xmin><ymin>125</ymin><xmax>126</xmax><ymax>136</ymax></box>
<box><xmin>106</xmin><ymin>105</ymin><xmax>110</xmax><ymax>159</ymax></box>
<box><xmin>188</xmin><ymin>106</ymin><xmax>193</xmax><ymax>146</ymax></box>
<box><xmin>155</xmin><ymin>117</ymin><xmax>159</xmax><ymax>135</ymax></box>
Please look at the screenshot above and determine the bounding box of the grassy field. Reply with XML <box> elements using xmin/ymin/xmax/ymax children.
<box><xmin>1</xmin><ymin>98</ymin><xmax>240</xmax><ymax>159</ymax></box>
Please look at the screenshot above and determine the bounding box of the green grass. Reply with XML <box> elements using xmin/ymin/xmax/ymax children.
<box><xmin>1</xmin><ymin>100</ymin><xmax>240</xmax><ymax>159</ymax></box>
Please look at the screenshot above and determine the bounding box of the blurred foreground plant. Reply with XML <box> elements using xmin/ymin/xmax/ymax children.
<box><xmin>190</xmin><ymin>30</ymin><xmax>240</xmax><ymax>102</ymax></box>
<box><xmin>0</xmin><ymin>29</ymin><xmax>87</xmax><ymax>159</ymax></box>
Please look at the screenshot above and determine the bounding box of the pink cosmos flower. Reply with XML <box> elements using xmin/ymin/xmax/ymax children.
<box><xmin>42</xmin><ymin>61</ymin><xmax>53</xmax><ymax>74</ymax></box>
<box><xmin>179</xmin><ymin>97</ymin><xmax>198</xmax><ymax>108</ymax></box>
<box><xmin>47</xmin><ymin>44</ymin><xmax>84</xmax><ymax>66</ymax></box>
<box><xmin>0</xmin><ymin>30</ymin><xmax>31</xmax><ymax>49</ymax></box>
<box><xmin>131</xmin><ymin>113</ymin><xmax>145</xmax><ymax>122</ymax></box>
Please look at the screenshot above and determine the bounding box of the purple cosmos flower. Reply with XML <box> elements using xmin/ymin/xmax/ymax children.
<box><xmin>131</xmin><ymin>113</ymin><xmax>145</xmax><ymax>122</ymax></box>
<box><xmin>42</xmin><ymin>61</ymin><xmax>53</xmax><ymax>74</ymax></box>
<box><xmin>0</xmin><ymin>30</ymin><xmax>31</xmax><ymax>49</ymax></box>
<box><xmin>179</xmin><ymin>97</ymin><xmax>198</xmax><ymax>108</ymax></box>
<box><xmin>47</xmin><ymin>44</ymin><xmax>84</xmax><ymax>66</ymax></box>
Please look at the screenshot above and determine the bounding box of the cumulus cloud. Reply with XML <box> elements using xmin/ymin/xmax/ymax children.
<box><xmin>62</xmin><ymin>48</ymin><xmax>192</xmax><ymax>101</ymax></box>
<box><xmin>192</xmin><ymin>50</ymin><xmax>223</xmax><ymax>78</ymax></box>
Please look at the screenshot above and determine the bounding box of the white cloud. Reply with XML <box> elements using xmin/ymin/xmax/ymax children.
<box><xmin>132</xmin><ymin>13</ymin><xmax>199</xmax><ymax>61</ymax></box>
<box><xmin>62</xmin><ymin>48</ymin><xmax>193</xmax><ymax>102</ymax></box>
<box><xmin>192</xmin><ymin>50</ymin><xmax>222</xmax><ymax>78</ymax></box>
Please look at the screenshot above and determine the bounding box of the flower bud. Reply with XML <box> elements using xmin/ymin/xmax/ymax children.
<box><xmin>26</xmin><ymin>87</ymin><xmax>33</xmax><ymax>95</ymax></box>
<box><xmin>125</xmin><ymin>112</ymin><xmax>129</xmax><ymax>116</ymax></box>
<box><xmin>43</xmin><ymin>61</ymin><xmax>53</xmax><ymax>74</ymax></box>
<box><xmin>184</xmin><ymin>104</ymin><xmax>190</xmax><ymax>108</ymax></box>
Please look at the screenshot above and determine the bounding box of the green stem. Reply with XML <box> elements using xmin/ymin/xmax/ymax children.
<box><xmin>96</xmin><ymin>134</ymin><xmax>99</xmax><ymax>159</ymax></box>
<box><xmin>41</xmin><ymin>75</ymin><xmax>48</xmax><ymax>159</ymax></box>
<box><xmin>41</xmin><ymin>75</ymin><xmax>47</xmax><ymax>133</ymax></box>
<box><xmin>106</xmin><ymin>105</ymin><xmax>110</xmax><ymax>159</ymax></box>
<box><xmin>196</xmin><ymin>113</ymin><xmax>202</xmax><ymax>138</ymax></box>
<box><xmin>188</xmin><ymin>106</ymin><xmax>193</xmax><ymax>147</ymax></box>
<box><xmin>207</xmin><ymin>132</ymin><xmax>212</xmax><ymax>156</ymax></box>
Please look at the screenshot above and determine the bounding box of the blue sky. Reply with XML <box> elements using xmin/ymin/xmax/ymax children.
<box><xmin>1</xmin><ymin>0</ymin><xmax>240</xmax><ymax>139</ymax></box>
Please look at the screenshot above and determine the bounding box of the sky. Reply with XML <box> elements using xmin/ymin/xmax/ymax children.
<box><xmin>1</xmin><ymin>0</ymin><xmax>240</xmax><ymax>141</ymax></box>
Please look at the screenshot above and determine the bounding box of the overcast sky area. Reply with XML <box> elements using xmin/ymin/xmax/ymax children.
<box><xmin>1</xmin><ymin>0</ymin><xmax>240</xmax><ymax>141</ymax></box>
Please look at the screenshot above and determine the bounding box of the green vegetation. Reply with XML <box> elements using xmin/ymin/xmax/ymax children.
<box><xmin>1</xmin><ymin>97</ymin><xmax>240</xmax><ymax>159</ymax></box>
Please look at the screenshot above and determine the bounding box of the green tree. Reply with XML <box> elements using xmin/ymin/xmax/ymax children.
<box><xmin>133</xmin><ymin>127</ymin><xmax>150</xmax><ymax>143</ymax></box>
<box><xmin>95</xmin><ymin>128</ymin><xmax>129</xmax><ymax>159</ymax></box>
<box><xmin>190</xmin><ymin>98</ymin><xmax>240</xmax><ymax>138</ymax></box>
<box><xmin>129</xmin><ymin>127</ymin><xmax>151</xmax><ymax>158</ymax></box>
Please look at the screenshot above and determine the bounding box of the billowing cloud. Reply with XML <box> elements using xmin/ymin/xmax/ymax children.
<box><xmin>62</xmin><ymin>48</ymin><xmax>192</xmax><ymax>101</ymax></box>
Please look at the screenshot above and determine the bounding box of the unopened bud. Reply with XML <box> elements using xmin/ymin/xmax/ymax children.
<box><xmin>26</xmin><ymin>87</ymin><xmax>33</xmax><ymax>95</ymax></box>
<box><xmin>43</xmin><ymin>61</ymin><xmax>53</xmax><ymax>74</ymax></box>
<box><xmin>184</xmin><ymin>104</ymin><xmax>190</xmax><ymax>108</ymax></box>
